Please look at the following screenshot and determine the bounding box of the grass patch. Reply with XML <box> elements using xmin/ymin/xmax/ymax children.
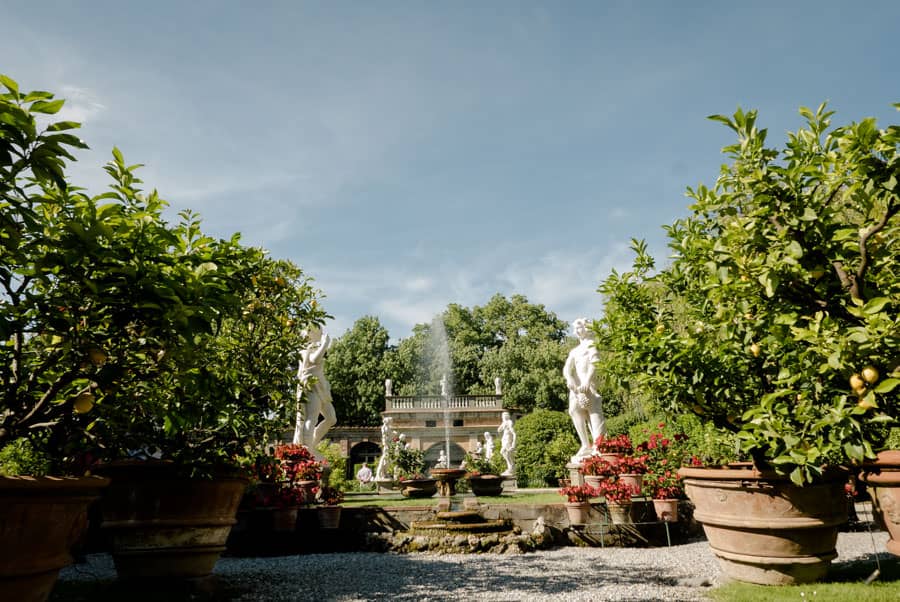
<box><xmin>342</xmin><ymin>491</ymin><xmax>563</xmax><ymax>508</ymax></box>
<box><xmin>711</xmin><ymin>581</ymin><xmax>900</xmax><ymax>602</ymax></box>
<box><xmin>710</xmin><ymin>556</ymin><xmax>900</xmax><ymax>602</ymax></box>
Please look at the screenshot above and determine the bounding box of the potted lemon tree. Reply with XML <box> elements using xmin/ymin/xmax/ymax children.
<box><xmin>594</xmin><ymin>104</ymin><xmax>898</xmax><ymax>584</ymax></box>
<box><xmin>1</xmin><ymin>75</ymin><xmax>329</xmax><ymax>593</ymax></box>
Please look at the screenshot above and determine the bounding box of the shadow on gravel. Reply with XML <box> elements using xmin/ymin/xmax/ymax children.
<box><xmin>52</xmin><ymin>551</ymin><xmax>700</xmax><ymax>602</ymax></box>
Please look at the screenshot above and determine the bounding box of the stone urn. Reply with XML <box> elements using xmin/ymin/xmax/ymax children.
<box><xmin>400</xmin><ymin>478</ymin><xmax>438</xmax><ymax>498</ymax></box>
<box><xmin>859</xmin><ymin>450</ymin><xmax>900</xmax><ymax>556</ymax></box>
<box><xmin>679</xmin><ymin>463</ymin><xmax>847</xmax><ymax>585</ymax></box>
<box><xmin>468</xmin><ymin>474</ymin><xmax>504</xmax><ymax>497</ymax></box>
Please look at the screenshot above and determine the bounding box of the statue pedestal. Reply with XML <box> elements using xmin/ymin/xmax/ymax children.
<box><xmin>501</xmin><ymin>475</ymin><xmax>517</xmax><ymax>492</ymax></box>
<box><xmin>566</xmin><ymin>463</ymin><xmax>584</xmax><ymax>486</ymax></box>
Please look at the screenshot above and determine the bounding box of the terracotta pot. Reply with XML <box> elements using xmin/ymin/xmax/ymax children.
<box><xmin>96</xmin><ymin>460</ymin><xmax>247</xmax><ymax>580</ymax></box>
<box><xmin>271</xmin><ymin>506</ymin><xmax>299</xmax><ymax>532</ymax></box>
<box><xmin>606</xmin><ymin>501</ymin><xmax>632</xmax><ymax>524</ymax></box>
<box><xmin>468</xmin><ymin>474</ymin><xmax>504</xmax><ymax>496</ymax></box>
<box><xmin>565</xmin><ymin>501</ymin><xmax>592</xmax><ymax>525</ymax></box>
<box><xmin>317</xmin><ymin>505</ymin><xmax>342</xmax><ymax>529</ymax></box>
<box><xmin>598</xmin><ymin>452</ymin><xmax>623</xmax><ymax>464</ymax></box>
<box><xmin>400</xmin><ymin>478</ymin><xmax>437</xmax><ymax>498</ymax></box>
<box><xmin>296</xmin><ymin>479</ymin><xmax>318</xmax><ymax>504</ymax></box>
<box><xmin>618</xmin><ymin>473</ymin><xmax>643</xmax><ymax>493</ymax></box>
<box><xmin>859</xmin><ymin>450</ymin><xmax>900</xmax><ymax>556</ymax></box>
<box><xmin>679</xmin><ymin>464</ymin><xmax>847</xmax><ymax>585</ymax></box>
<box><xmin>0</xmin><ymin>475</ymin><xmax>109</xmax><ymax>602</ymax></box>
<box><xmin>583</xmin><ymin>475</ymin><xmax>607</xmax><ymax>489</ymax></box>
<box><xmin>652</xmin><ymin>498</ymin><xmax>679</xmax><ymax>523</ymax></box>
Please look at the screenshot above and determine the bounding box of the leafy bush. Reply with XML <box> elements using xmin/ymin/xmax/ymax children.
<box><xmin>0</xmin><ymin>438</ymin><xmax>51</xmax><ymax>476</ymax></box>
<box><xmin>515</xmin><ymin>409</ymin><xmax>579</xmax><ymax>487</ymax></box>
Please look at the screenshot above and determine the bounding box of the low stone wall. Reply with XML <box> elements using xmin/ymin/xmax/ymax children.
<box><xmin>225</xmin><ymin>500</ymin><xmax>700</xmax><ymax>556</ymax></box>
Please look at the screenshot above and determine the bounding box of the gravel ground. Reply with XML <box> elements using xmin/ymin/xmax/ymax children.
<box><xmin>58</xmin><ymin>531</ymin><xmax>892</xmax><ymax>602</ymax></box>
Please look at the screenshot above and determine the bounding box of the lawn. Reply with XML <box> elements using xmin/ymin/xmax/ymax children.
<box><xmin>710</xmin><ymin>556</ymin><xmax>900</xmax><ymax>602</ymax></box>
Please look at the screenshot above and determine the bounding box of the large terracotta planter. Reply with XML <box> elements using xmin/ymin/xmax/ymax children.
<box><xmin>96</xmin><ymin>460</ymin><xmax>247</xmax><ymax>580</ymax></box>
<box><xmin>679</xmin><ymin>464</ymin><xmax>847</xmax><ymax>585</ymax></box>
<box><xmin>859</xmin><ymin>450</ymin><xmax>900</xmax><ymax>556</ymax></box>
<box><xmin>0</xmin><ymin>475</ymin><xmax>109</xmax><ymax>602</ymax></box>
<box><xmin>468</xmin><ymin>474</ymin><xmax>504</xmax><ymax>496</ymax></box>
<box><xmin>583</xmin><ymin>475</ymin><xmax>607</xmax><ymax>489</ymax></box>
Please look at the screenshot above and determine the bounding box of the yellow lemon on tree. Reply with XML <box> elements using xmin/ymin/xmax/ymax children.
<box><xmin>73</xmin><ymin>392</ymin><xmax>94</xmax><ymax>414</ymax></box>
<box><xmin>861</xmin><ymin>366</ymin><xmax>879</xmax><ymax>385</ymax></box>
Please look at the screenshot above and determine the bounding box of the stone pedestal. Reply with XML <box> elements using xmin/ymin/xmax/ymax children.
<box><xmin>566</xmin><ymin>463</ymin><xmax>584</xmax><ymax>486</ymax></box>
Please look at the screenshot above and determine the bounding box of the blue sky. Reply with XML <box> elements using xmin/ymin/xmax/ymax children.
<box><xmin>4</xmin><ymin>1</ymin><xmax>899</xmax><ymax>339</ymax></box>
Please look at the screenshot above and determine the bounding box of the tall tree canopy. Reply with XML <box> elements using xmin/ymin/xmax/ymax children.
<box><xmin>392</xmin><ymin>294</ymin><xmax>571</xmax><ymax>413</ymax></box>
<box><xmin>325</xmin><ymin>316</ymin><xmax>393</xmax><ymax>426</ymax></box>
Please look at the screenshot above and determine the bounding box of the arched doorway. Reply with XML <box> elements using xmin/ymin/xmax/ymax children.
<box><xmin>348</xmin><ymin>441</ymin><xmax>381</xmax><ymax>480</ymax></box>
<box><xmin>424</xmin><ymin>442</ymin><xmax>466</xmax><ymax>469</ymax></box>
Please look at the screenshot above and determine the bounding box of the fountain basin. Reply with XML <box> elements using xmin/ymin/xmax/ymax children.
<box><xmin>430</xmin><ymin>468</ymin><xmax>467</xmax><ymax>496</ymax></box>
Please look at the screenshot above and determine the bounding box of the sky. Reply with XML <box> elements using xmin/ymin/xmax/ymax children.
<box><xmin>4</xmin><ymin>1</ymin><xmax>899</xmax><ymax>340</ymax></box>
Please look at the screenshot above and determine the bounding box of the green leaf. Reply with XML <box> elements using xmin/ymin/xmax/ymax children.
<box><xmin>0</xmin><ymin>74</ymin><xmax>19</xmax><ymax>97</ymax></box>
<box><xmin>863</xmin><ymin>297</ymin><xmax>890</xmax><ymax>315</ymax></box>
<box><xmin>48</xmin><ymin>121</ymin><xmax>81</xmax><ymax>132</ymax></box>
<box><xmin>30</xmin><ymin>99</ymin><xmax>65</xmax><ymax>114</ymax></box>
<box><xmin>786</xmin><ymin>240</ymin><xmax>803</xmax><ymax>258</ymax></box>
<box><xmin>800</xmin><ymin>207</ymin><xmax>817</xmax><ymax>221</ymax></box>
<box><xmin>874</xmin><ymin>378</ymin><xmax>899</xmax><ymax>394</ymax></box>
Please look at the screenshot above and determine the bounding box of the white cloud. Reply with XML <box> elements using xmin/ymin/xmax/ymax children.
<box><xmin>56</xmin><ymin>86</ymin><xmax>106</xmax><ymax>124</ymax></box>
<box><xmin>308</xmin><ymin>240</ymin><xmax>636</xmax><ymax>340</ymax></box>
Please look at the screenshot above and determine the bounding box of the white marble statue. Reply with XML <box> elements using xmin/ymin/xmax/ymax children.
<box><xmin>494</xmin><ymin>377</ymin><xmax>502</xmax><ymax>395</ymax></box>
<box><xmin>293</xmin><ymin>325</ymin><xmax>335</xmax><ymax>451</ymax></box>
<box><xmin>498</xmin><ymin>412</ymin><xmax>516</xmax><ymax>476</ymax></box>
<box><xmin>440</xmin><ymin>374</ymin><xmax>450</xmax><ymax>397</ymax></box>
<box><xmin>564</xmin><ymin>318</ymin><xmax>606</xmax><ymax>463</ymax></box>
<box><xmin>384</xmin><ymin>378</ymin><xmax>392</xmax><ymax>397</ymax></box>
<box><xmin>374</xmin><ymin>416</ymin><xmax>395</xmax><ymax>481</ymax></box>
<box><xmin>483</xmin><ymin>431</ymin><xmax>494</xmax><ymax>460</ymax></box>
<box><xmin>436</xmin><ymin>449</ymin><xmax>448</xmax><ymax>468</ymax></box>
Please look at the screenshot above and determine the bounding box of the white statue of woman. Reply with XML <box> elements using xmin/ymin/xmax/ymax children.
<box><xmin>498</xmin><ymin>412</ymin><xmax>516</xmax><ymax>476</ymax></box>
<box><xmin>375</xmin><ymin>416</ymin><xmax>395</xmax><ymax>480</ymax></box>
<box><xmin>293</xmin><ymin>325</ymin><xmax>335</xmax><ymax>450</ymax></box>
<box><xmin>483</xmin><ymin>431</ymin><xmax>495</xmax><ymax>461</ymax></box>
<box><xmin>564</xmin><ymin>318</ymin><xmax>606</xmax><ymax>463</ymax></box>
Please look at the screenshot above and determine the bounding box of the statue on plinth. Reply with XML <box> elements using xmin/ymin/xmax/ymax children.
<box><xmin>564</xmin><ymin>318</ymin><xmax>606</xmax><ymax>463</ymax></box>
<box><xmin>293</xmin><ymin>325</ymin><xmax>335</xmax><ymax>454</ymax></box>
<box><xmin>498</xmin><ymin>411</ymin><xmax>516</xmax><ymax>476</ymax></box>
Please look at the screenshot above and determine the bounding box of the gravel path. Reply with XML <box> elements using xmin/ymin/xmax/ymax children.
<box><xmin>58</xmin><ymin>531</ymin><xmax>891</xmax><ymax>602</ymax></box>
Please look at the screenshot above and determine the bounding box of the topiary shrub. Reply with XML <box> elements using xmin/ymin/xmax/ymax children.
<box><xmin>515</xmin><ymin>409</ymin><xmax>579</xmax><ymax>487</ymax></box>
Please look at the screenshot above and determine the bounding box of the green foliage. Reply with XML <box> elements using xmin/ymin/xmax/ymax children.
<box><xmin>326</xmin><ymin>316</ymin><xmax>393</xmax><ymax>426</ymax></box>
<box><xmin>0</xmin><ymin>437</ymin><xmax>51</xmax><ymax>476</ymax></box>
<box><xmin>0</xmin><ymin>75</ymin><xmax>329</xmax><ymax>476</ymax></box>
<box><xmin>317</xmin><ymin>440</ymin><xmax>348</xmax><ymax>491</ymax></box>
<box><xmin>595</xmin><ymin>103</ymin><xmax>900</xmax><ymax>484</ymax></box>
<box><xmin>391</xmin><ymin>294</ymin><xmax>569</xmax><ymax>412</ymax></box>
<box><xmin>386</xmin><ymin>438</ymin><xmax>427</xmax><ymax>479</ymax></box>
<box><xmin>628</xmin><ymin>413</ymin><xmax>738</xmax><ymax>466</ymax></box>
<box><xmin>515</xmin><ymin>409</ymin><xmax>579</xmax><ymax>486</ymax></box>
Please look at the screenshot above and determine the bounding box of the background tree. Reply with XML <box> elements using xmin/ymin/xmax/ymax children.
<box><xmin>326</xmin><ymin>316</ymin><xmax>394</xmax><ymax>426</ymax></box>
<box><xmin>388</xmin><ymin>294</ymin><xmax>570</xmax><ymax>412</ymax></box>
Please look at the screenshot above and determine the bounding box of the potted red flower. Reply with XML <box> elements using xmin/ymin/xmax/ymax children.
<box><xmin>558</xmin><ymin>483</ymin><xmax>599</xmax><ymax>525</ymax></box>
<box><xmin>597</xmin><ymin>479</ymin><xmax>639</xmax><ymax>524</ymax></box>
